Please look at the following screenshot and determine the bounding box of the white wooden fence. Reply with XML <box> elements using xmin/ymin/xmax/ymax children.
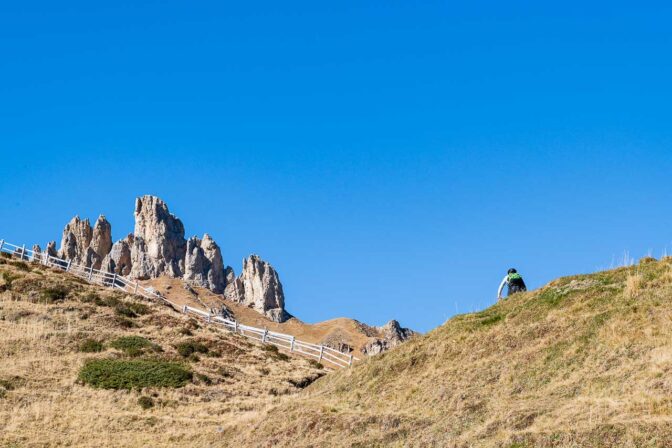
<box><xmin>0</xmin><ymin>238</ymin><xmax>357</xmax><ymax>368</ymax></box>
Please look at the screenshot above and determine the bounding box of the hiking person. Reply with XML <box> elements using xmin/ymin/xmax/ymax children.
<box><xmin>497</xmin><ymin>268</ymin><xmax>527</xmax><ymax>300</ymax></box>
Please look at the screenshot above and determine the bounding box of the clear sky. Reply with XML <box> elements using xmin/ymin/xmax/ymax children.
<box><xmin>1</xmin><ymin>2</ymin><xmax>672</xmax><ymax>332</ymax></box>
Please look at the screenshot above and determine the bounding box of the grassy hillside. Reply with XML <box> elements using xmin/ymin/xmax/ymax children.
<box><xmin>229</xmin><ymin>257</ymin><xmax>672</xmax><ymax>447</ymax></box>
<box><xmin>0</xmin><ymin>255</ymin><xmax>326</xmax><ymax>447</ymax></box>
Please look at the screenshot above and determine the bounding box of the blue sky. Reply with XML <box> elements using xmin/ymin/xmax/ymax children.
<box><xmin>1</xmin><ymin>2</ymin><xmax>672</xmax><ymax>332</ymax></box>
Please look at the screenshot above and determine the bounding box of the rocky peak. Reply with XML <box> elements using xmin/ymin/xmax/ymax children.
<box><xmin>90</xmin><ymin>215</ymin><xmax>112</xmax><ymax>261</ymax></box>
<box><xmin>58</xmin><ymin>215</ymin><xmax>112</xmax><ymax>269</ymax></box>
<box><xmin>362</xmin><ymin>320</ymin><xmax>416</xmax><ymax>356</ymax></box>
<box><xmin>225</xmin><ymin>255</ymin><xmax>289</xmax><ymax>323</ymax></box>
<box><xmin>184</xmin><ymin>233</ymin><xmax>226</xmax><ymax>293</ymax></box>
<box><xmin>102</xmin><ymin>234</ymin><xmax>134</xmax><ymax>276</ymax></box>
<box><xmin>130</xmin><ymin>195</ymin><xmax>186</xmax><ymax>279</ymax></box>
<box><xmin>59</xmin><ymin>216</ymin><xmax>93</xmax><ymax>262</ymax></box>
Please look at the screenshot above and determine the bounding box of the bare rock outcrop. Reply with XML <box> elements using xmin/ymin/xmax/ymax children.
<box><xmin>46</xmin><ymin>241</ymin><xmax>58</xmax><ymax>258</ymax></box>
<box><xmin>31</xmin><ymin>244</ymin><xmax>42</xmax><ymax>262</ymax></box>
<box><xmin>361</xmin><ymin>320</ymin><xmax>416</xmax><ymax>356</ymax></box>
<box><xmin>225</xmin><ymin>255</ymin><xmax>289</xmax><ymax>322</ymax></box>
<box><xmin>58</xmin><ymin>215</ymin><xmax>112</xmax><ymax>269</ymax></box>
<box><xmin>184</xmin><ymin>234</ymin><xmax>226</xmax><ymax>293</ymax></box>
<box><xmin>130</xmin><ymin>196</ymin><xmax>186</xmax><ymax>279</ymax></box>
<box><xmin>102</xmin><ymin>234</ymin><xmax>134</xmax><ymax>275</ymax></box>
<box><xmin>59</xmin><ymin>216</ymin><xmax>93</xmax><ymax>263</ymax></box>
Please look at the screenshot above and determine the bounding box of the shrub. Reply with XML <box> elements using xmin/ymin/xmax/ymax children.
<box><xmin>79</xmin><ymin>359</ymin><xmax>192</xmax><ymax>390</ymax></box>
<box><xmin>10</xmin><ymin>261</ymin><xmax>31</xmax><ymax>271</ymax></box>
<box><xmin>176</xmin><ymin>340</ymin><xmax>209</xmax><ymax>358</ymax></box>
<box><xmin>128</xmin><ymin>302</ymin><xmax>151</xmax><ymax>316</ymax></box>
<box><xmin>115</xmin><ymin>316</ymin><xmax>137</xmax><ymax>329</ymax></box>
<box><xmin>110</xmin><ymin>336</ymin><xmax>162</xmax><ymax>357</ymax></box>
<box><xmin>274</xmin><ymin>352</ymin><xmax>290</xmax><ymax>362</ymax></box>
<box><xmin>40</xmin><ymin>286</ymin><xmax>69</xmax><ymax>303</ymax></box>
<box><xmin>262</xmin><ymin>344</ymin><xmax>290</xmax><ymax>361</ymax></box>
<box><xmin>308</xmin><ymin>360</ymin><xmax>324</xmax><ymax>370</ymax></box>
<box><xmin>79</xmin><ymin>339</ymin><xmax>104</xmax><ymax>353</ymax></box>
<box><xmin>1</xmin><ymin>272</ymin><xmax>20</xmax><ymax>288</ymax></box>
<box><xmin>138</xmin><ymin>396</ymin><xmax>155</xmax><ymax>409</ymax></box>
<box><xmin>194</xmin><ymin>373</ymin><xmax>212</xmax><ymax>385</ymax></box>
<box><xmin>0</xmin><ymin>252</ymin><xmax>11</xmax><ymax>259</ymax></box>
<box><xmin>115</xmin><ymin>304</ymin><xmax>138</xmax><ymax>318</ymax></box>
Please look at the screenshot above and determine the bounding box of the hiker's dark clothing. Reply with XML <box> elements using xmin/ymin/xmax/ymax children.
<box><xmin>498</xmin><ymin>273</ymin><xmax>527</xmax><ymax>299</ymax></box>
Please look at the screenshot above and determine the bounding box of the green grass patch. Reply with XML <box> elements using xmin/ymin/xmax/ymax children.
<box><xmin>110</xmin><ymin>336</ymin><xmax>162</xmax><ymax>357</ymax></box>
<box><xmin>79</xmin><ymin>338</ymin><xmax>104</xmax><ymax>353</ymax></box>
<box><xmin>79</xmin><ymin>359</ymin><xmax>192</xmax><ymax>390</ymax></box>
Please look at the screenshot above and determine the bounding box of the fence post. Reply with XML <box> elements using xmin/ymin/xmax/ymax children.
<box><xmin>207</xmin><ymin>313</ymin><xmax>211</xmax><ymax>323</ymax></box>
<box><xmin>134</xmin><ymin>282</ymin><xmax>139</xmax><ymax>294</ymax></box>
<box><xmin>234</xmin><ymin>321</ymin><xmax>239</xmax><ymax>333</ymax></box>
<box><xmin>318</xmin><ymin>346</ymin><xmax>324</xmax><ymax>362</ymax></box>
<box><xmin>112</xmin><ymin>273</ymin><xmax>117</xmax><ymax>288</ymax></box>
<box><xmin>21</xmin><ymin>244</ymin><xmax>26</xmax><ymax>260</ymax></box>
<box><xmin>0</xmin><ymin>239</ymin><xmax>4</xmax><ymax>253</ymax></box>
<box><xmin>262</xmin><ymin>328</ymin><xmax>268</xmax><ymax>343</ymax></box>
<box><xmin>348</xmin><ymin>354</ymin><xmax>353</xmax><ymax>367</ymax></box>
<box><xmin>43</xmin><ymin>252</ymin><xmax>48</xmax><ymax>266</ymax></box>
<box><xmin>290</xmin><ymin>336</ymin><xmax>295</xmax><ymax>352</ymax></box>
<box><xmin>66</xmin><ymin>260</ymin><xmax>71</xmax><ymax>272</ymax></box>
<box><xmin>182</xmin><ymin>305</ymin><xmax>188</xmax><ymax>314</ymax></box>
<box><xmin>88</xmin><ymin>266</ymin><xmax>93</xmax><ymax>281</ymax></box>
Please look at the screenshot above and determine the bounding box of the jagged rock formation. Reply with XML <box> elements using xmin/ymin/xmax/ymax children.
<box><xmin>361</xmin><ymin>320</ymin><xmax>416</xmax><ymax>355</ymax></box>
<box><xmin>50</xmin><ymin>195</ymin><xmax>293</xmax><ymax>324</ymax></box>
<box><xmin>46</xmin><ymin>241</ymin><xmax>58</xmax><ymax>258</ymax></box>
<box><xmin>225</xmin><ymin>255</ymin><xmax>289</xmax><ymax>322</ymax></box>
<box><xmin>101</xmin><ymin>234</ymin><xmax>134</xmax><ymax>275</ymax></box>
<box><xmin>58</xmin><ymin>215</ymin><xmax>113</xmax><ymax>269</ymax></box>
<box><xmin>184</xmin><ymin>234</ymin><xmax>226</xmax><ymax>293</ymax></box>
<box><xmin>130</xmin><ymin>196</ymin><xmax>186</xmax><ymax>279</ymax></box>
<box><xmin>31</xmin><ymin>244</ymin><xmax>42</xmax><ymax>261</ymax></box>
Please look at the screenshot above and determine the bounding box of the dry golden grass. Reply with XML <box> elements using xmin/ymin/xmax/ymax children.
<box><xmin>226</xmin><ymin>258</ymin><xmax>672</xmax><ymax>447</ymax></box>
<box><xmin>0</xmin><ymin>259</ymin><xmax>326</xmax><ymax>448</ymax></box>
<box><xmin>145</xmin><ymin>276</ymin><xmax>389</xmax><ymax>358</ymax></box>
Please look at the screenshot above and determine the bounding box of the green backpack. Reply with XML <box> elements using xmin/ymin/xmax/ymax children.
<box><xmin>508</xmin><ymin>272</ymin><xmax>522</xmax><ymax>282</ymax></box>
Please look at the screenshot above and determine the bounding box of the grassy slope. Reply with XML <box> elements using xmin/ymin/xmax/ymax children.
<box><xmin>230</xmin><ymin>257</ymin><xmax>672</xmax><ymax>447</ymax></box>
<box><xmin>0</xmin><ymin>257</ymin><xmax>326</xmax><ymax>448</ymax></box>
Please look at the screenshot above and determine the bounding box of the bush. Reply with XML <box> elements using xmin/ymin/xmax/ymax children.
<box><xmin>110</xmin><ymin>336</ymin><xmax>162</xmax><ymax>357</ymax></box>
<box><xmin>79</xmin><ymin>339</ymin><xmax>104</xmax><ymax>353</ymax></box>
<box><xmin>40</xmin><ymin>286</ymin><xmax>69</xmax><ymax>303</ymax></box>
<box><xmin>10</xmin><ymin>261</ymin><xmax>31</xmax><ymax>271</ymax></box>
<box><xmin>115</xmin><ymin>304</ymin><xmax>138</xmax><ymax>318</ymax></box>
<box><xmin>138</xmin><ymin>396</ymin><xmax>155</xmax><ymax>409</ymax></box>
<box><xmin>308</xmin><ymin>359</ymin><xmax>324</xmax><ymax>370</ymax></box>
<box><xmin>176</xmin><ymin>340</ymin><xmax>209</xmax><ymax>358</ymax></box>
<box><xmin>79</xmin><ymin>359</ymin><xmax>192</xmax><ymax>390</ymax></box>
<box><xmin>115</xmin><ymin>316</ymin><xmax>137</xmax><ymax>329</ymax></box>
<box><xmin>194</xmin><ymin>373</ymin><xmax>213</xmax><ymax>385</ymax></box>
<box><xmin>262</xmin><ymin>344</ymin><xmax>290</xmax><ymax>361</ymax></box>
<box><xmin>178</xmin><ymin>327</ymin><xmax>193</xmax><ymax>336</ymax></box>
<box><xmin>1</xmin><ymin>271</ymin><xmax>20</xmax><ymax>288</ymax></box>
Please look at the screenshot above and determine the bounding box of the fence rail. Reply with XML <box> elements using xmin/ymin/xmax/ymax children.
<box><xmin>0</xmin><ymin>238</ymin><xmax>358</xmax><ymax>368</ymax></box>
